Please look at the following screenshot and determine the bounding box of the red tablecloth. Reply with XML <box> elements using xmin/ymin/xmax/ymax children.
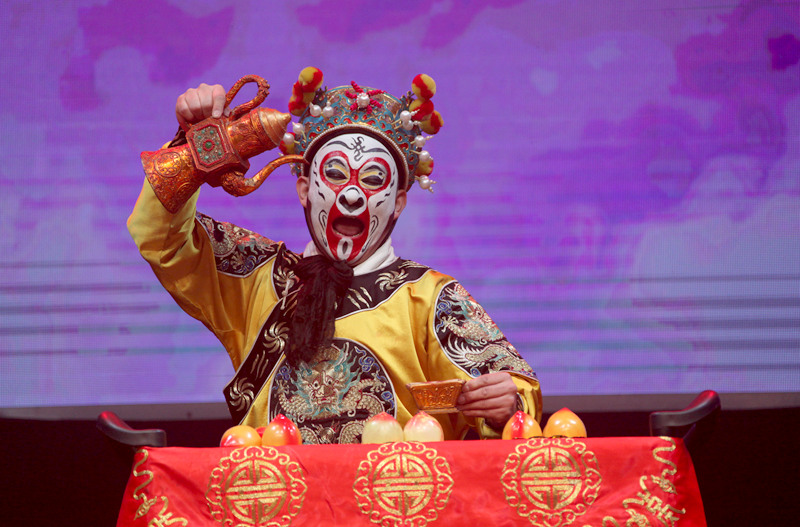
<box><xmin>117</xmin><ymin>437</ymin><xmax>705</xmax><ymax>526</ymax></box>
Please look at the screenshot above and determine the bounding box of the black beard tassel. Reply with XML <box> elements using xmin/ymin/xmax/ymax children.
<box><xmin>287</xmin><ymin>255</ymin><xmax>354</xmax><ymax>366</ymax></box>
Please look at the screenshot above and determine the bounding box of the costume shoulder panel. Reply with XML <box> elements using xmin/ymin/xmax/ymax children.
<box><xmin>434</xmin><ymin>281</ymin><xmax>537</xmax><ymax>380</ymax></box>
<box><xmin>338</xmin><ymin>259</ymin><xmax>433</xmax><ymax>316</ymax></box>
<box><xmin>195</xmin><ymin>213</ymin><xmax>289</xmax><ymax>277</ymax></box>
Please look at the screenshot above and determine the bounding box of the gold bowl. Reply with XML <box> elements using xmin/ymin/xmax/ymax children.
<box><xmin>406</xmin><ymin>379</ymin><xmax>466</xmax><ymax>414</ymax></box>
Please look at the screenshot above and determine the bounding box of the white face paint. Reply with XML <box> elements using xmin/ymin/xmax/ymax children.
<box><xmin>306</xmin><ymin>133</ymin><xmax>399</xmax><ymax>264</ymax></box>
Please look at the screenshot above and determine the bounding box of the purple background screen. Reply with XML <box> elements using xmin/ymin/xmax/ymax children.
<box><xmin>1</xmin><ymin>0</ymin><xmax>798</xmax><ymax>409</ymax></box>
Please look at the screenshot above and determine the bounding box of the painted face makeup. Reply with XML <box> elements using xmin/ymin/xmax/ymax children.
<box><xmin>305</xmin><ymin>132</ymin><xmax>400</xmax><ymax>264</ymax></box>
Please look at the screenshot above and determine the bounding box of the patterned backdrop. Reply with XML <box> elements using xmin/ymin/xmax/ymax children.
<box><xmin>1</xmin><ymin>0</ymin><xmax>798</xmax><ymax>408</ymax></box>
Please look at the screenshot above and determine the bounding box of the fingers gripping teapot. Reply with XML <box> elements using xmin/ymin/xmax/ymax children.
<box><xmin>140</xmin><ymin>75</ymin><xmax>304</xmax><ymax>213</ymax></box>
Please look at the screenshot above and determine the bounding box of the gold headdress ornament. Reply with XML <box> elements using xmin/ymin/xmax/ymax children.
<box><xmin>279</xmin><ymin>67</ymin><xmax>443</xmax><ymax>192</ymax></box>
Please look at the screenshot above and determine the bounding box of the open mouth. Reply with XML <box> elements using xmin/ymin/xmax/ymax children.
<box><xmin>332</xmin><ymin>217</ymin><xmax>364</xmax><ymax>237</ymax></box>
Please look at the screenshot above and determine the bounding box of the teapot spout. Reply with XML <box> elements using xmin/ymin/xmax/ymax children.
<box><xmin>221</xmin><ymin>155</ymin><xmax>306</xmax><ymax>197</ymax></box>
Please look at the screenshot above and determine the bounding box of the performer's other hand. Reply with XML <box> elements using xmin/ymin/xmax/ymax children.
<box><xmin>175</xmin><ymin>83</ymin><xmax>228</xmax><ymax>131</ymax></box>
<box><xmin>457</xmin><ymin>372</ymin><xmax>518</xmax><ymax>431</ymax></box>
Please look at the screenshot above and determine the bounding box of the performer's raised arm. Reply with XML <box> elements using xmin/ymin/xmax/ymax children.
<box><xmin>127</xmin><ymin>81</ymin><xmax>288</xmax><ymax>370</ymax></box>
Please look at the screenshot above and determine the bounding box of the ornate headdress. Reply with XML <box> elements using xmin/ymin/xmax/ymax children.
<box><xmin>279</xmin><ymin>67</ymin><xmax>443</xmax><ymax>191</ymax></box>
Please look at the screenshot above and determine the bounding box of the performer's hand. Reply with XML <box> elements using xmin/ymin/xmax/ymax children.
<box><xmin>457</xmin><ymin>372</ymin><xmax>518</xmax><ymax>431</ymax></box>
<box><xmin>175</xmin><ymin>83</ymin><xmax>228</xmax><ymax>131</ymax></box>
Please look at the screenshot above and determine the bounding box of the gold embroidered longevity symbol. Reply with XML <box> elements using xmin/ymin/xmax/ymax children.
<box><xmin>354</xmin><ymin>442</ymin><xmax>453</xmax><ymax>526</ymax></box>
<box><xmin>206</xmin><ymin>447</ymin><xmax>306</xmax><ymax>527</ymax></box>
<box><xmin>501</xmin><ymin>438</ymin><xmax>601</xmax><ymax>526</ymax></box>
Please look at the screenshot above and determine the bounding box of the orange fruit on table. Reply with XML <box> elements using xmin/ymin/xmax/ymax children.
<box><xmin>543</xmin><ymin>408</ymin><xmax>587</xmax><ymax>438</ymax></box>
<box><xmin>261</xmin><ymin>414</ymin><xmax>303</xmax><ymax>446</ymax></box>
<box><xmin>502</xmin><ymin>410</ymin><xmax>543</xmax><ymax>439</ymax></box>
<box><xmin>220</xmin><ymin>425</ymin><xmax>261</xmax><ymax>447</ymax></box>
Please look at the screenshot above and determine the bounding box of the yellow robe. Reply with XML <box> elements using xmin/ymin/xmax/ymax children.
<box><xmin>128</xmin><ymin>180</ymin><xmax>542</xmax><ymax>442</ymax></box>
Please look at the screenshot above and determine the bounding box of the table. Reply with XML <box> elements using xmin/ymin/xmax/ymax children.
<box><xmin>117</xmin><ymin>437</ymin><xmax>706</xmax><ymax>526</ymax></box>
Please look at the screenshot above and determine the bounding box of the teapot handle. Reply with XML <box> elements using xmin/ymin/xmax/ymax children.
<box><xmin>226</xmin><ymin>75</ymin><xmax>270</xmax><ymax>121</ymax></box>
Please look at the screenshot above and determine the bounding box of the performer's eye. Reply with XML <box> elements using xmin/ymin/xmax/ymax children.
<box><xmin>359</xmin><ymin>164</ymin><xmax>387</xmax><ymax>190</ymax></box>
<box><xmin>323</xmin><ymin>159</ymin><xmax>348</xmax><ymax>184</ymax></box>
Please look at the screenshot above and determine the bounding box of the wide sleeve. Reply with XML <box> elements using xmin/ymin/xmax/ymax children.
<box><xmin>426</xmin><ymin>280</ymin><xmax>542</xmax><ymax>439</ymax></box>
<box><xmin>127</xmin><ymin>179</ymin><xmax>282</xmax><ymax>368</ymax></box>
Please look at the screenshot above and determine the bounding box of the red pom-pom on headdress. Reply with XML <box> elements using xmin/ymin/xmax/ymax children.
<box><xmin>420</xmin><ymin>110</ymin><xmax>443</xmax><ymax>134</ymax></box>
<box><xmin>288</xmin><ymin>67</ymin><xmax>324</xmax><ymax>116</ymax></box>
<box><xmin>410</xmin><ymin>99</ymin><xmax>434</xmax><ymax>121</ymax></box>
<box><xmin>412</xmin><ymin>74</ymin><xmax>436</xmax><ymax>100</ymax></box>
<box><xmin>288</xmin><ymin>82</ymin><xmax>307</xmax><ymax>116</ymax></box>
<box><xmin>298</xmin><ymin>67</ymin><xmax>323</xmax><ymax>92</ymax></box>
